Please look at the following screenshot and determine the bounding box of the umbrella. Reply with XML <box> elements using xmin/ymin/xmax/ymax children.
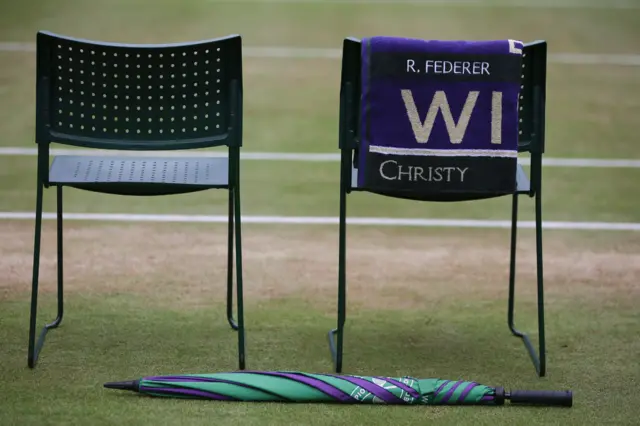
<box><xmin>104</xmin><ymin>371</ymin><xmax>572</xmax><ymax>407</ymax></box>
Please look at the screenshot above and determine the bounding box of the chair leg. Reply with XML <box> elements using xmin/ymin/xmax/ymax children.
<box><xmin>226</xmin><ymin>189</ymin><xmax>238</xmax><ymax>331</ymax></box>
<box><xmin>28</xmin><ymin>182</ymin><xmax>44</xmax><ymax>368</ymax></box>
<box><xmin>507</xmin><ymin>194</ymin><xmax>519</xmax><ymax>335</ymax></box>
<box><xmin>534</xmin><ymin>189</ymin><xmax>547</xmax><ymax>377</ymax></box>
<box><xmin>233</xmin><ymin>187</ymin><xmax>246</xmax><ymax>370</ymax></box>
<box><xmin>28</xmin><ymin>185</ymin><xmax>65</xmax><ymax>368</ymax></box>
<box><xmin>328</xmin><ymin>181</ymin><xmax>347</xmax><ymax>373</ymax></box>
<box><xmin>507</xmin><ymin>193</ymin><xmax>546</xmax><ymax>377</ymax></box>
<box><xmin>54</xmin><ymin>186</ymin><xmax>65</xmax><ymax>329</ymax></box>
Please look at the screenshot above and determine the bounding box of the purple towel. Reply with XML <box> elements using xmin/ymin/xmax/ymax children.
<box><xmin>357</xmin><ymin>36</ymin><xmax>524</xmax><ymax>197</ymax></box>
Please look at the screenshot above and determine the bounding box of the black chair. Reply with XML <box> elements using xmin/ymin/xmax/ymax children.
<box><xmin>329</xmin><ymin>37</ymin><xmax>548</xmax><ymax>376</ymax></box>
<box><xmin>29</xmin><ymin>31</ymin><xmax>246</xmax><ymax>369</ymax></box>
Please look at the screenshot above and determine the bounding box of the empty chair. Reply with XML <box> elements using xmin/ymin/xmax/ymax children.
<box><xmin>29</xmin><ymin>31</ymin><xmax>246</xmax><ymax>369</ymax></box>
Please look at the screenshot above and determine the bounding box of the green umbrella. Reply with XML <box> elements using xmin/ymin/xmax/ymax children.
<box><xmin>104</xmin><ymin>371</ymin><xmax>572</xmax><ymax>407</ymax></box>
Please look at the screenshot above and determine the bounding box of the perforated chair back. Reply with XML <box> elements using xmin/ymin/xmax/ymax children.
<box><xmin>35</xmin><ymin>31</ymin><xmax>243</xmax><ymax>150</ymax></box>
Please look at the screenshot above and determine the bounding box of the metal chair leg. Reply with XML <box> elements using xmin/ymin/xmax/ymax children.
<box><xmin>28</xmin><ymin>182</ymin><xmax>44</xmax><ymax>368</ymax></box>
<box><xmin>508</xmin><ymin>192</ymin><xmax>545</xmax><ymax>377</ymax></box>
<box><xmin>233</xmin><ymin>186</ymin><xmax>246</xmax><ymax>371</ymax></box>
<box><xmin>28</xmin><ymin>185</ymin><xmax>65</xmax><ymax>368</ymax></box>
<box><xmin>328</xmin><ymin>245</ymin><xmax>346</xmax><ymax>374</ymax></box>
<box><xmin>330</xmin><ymin>211</ymin><xmax>346</xmax><ymax>374</ymax></box>
<box><xmin>226</xmin><ymin>188</ymin><xmax>238</xmax><ymax>331</ymax></box>
<box><xmin>53</xmin><ymin>185</ymin><xmax>65</xmax><ymax>331</ymax></box>
<box><xmin>534</xmin><ymin>189</ymin><xmax>547</xmax><ymax>377</ymax></box>
<box><xmin>328</xmin><ymin>164</ymin><xmax>348</xmax><ymax>373</ymax></box>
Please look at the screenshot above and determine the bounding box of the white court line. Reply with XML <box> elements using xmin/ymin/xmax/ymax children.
<box><xmin>1</xmin><ymin>43</ymin><xmax>639</xmax><ymax>66</ymax></box>
<box><xmin>2</xmin><ymin>212</ymin><xmax>639</xmax><ymax>231</ymax></box>
<box><xmin>203</xmin><ymin>0</ymin><xmax>640</xmax><ymax>9</ymax></box>
<box><xmin>1</xmin><ymin>147</ymin><xmax>639</xmax><ymax>168</ymax></box>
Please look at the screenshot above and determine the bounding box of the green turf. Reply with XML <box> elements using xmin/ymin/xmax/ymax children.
<box><xmin>1</xmin><ymin>157</ymin><xmax>639</xmax><ymax>222</ymax></box>
<box><xmin>2</xmin><ymin>0</ymin><xmax>639</xmax><ymax>53</ymax></box>
<box><xmin>1</xmin><ymin>291</ymin><xmax>638</xmax><ymax>426</ymax></box>
<box><xmin>1</xmin><ymin>1</ymin><xmax>640</xmax><ymax>159</ymax></box>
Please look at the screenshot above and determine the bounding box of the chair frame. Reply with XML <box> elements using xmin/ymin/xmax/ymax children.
<box><xmin>29</xmin><ymin>31</ymin><xmax>246</xmax><ymax>370</ymax></box>
<box><xmin>328</xmin><ymin>37</ymin><xmax>548</xmax><ymax>376</ymax></box>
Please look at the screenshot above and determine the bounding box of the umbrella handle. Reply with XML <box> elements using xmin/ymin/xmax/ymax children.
<box><xmin>494</xmin><ymin>387</ymin><xmax>573</xmax><ymax>407</ymax></box>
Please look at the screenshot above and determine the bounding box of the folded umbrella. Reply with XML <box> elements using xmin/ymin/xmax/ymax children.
<box><xmin>104</xmin><ymin>371</ymin><xmax>572</xmax><ymax>407</ymax></box>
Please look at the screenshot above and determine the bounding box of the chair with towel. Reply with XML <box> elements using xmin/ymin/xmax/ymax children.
<box><xmin>329</xmin><ymin>36</ymin><xmax>548</xmax><ymax>376</ymax></box>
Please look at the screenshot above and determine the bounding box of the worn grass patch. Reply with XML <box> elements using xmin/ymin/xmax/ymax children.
<box><xmin>2</xmin><ymin>222</ymin><xmax>638</xmax><ymax>310</ymax></box>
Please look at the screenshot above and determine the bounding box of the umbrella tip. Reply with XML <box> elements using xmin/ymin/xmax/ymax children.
<box><xmin>103</xmin><ymin>380</ymin><xmax>140</xmax><ymax>392</ymax></box>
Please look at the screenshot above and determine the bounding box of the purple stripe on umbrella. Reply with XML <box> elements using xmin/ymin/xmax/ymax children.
<box><xmin>143</xmin><ymin>376</ymin><xmax>292</xmax><ymax>401</ymax></box>
<box><xmin>240</xmin><ymin>371</ymin><xmax>354</xmax><ymax>403</ymax></box>
<box><xmin>375</xmin><ymin>377</ymin><xmax>421</xmax><ymax>401</ymax></box>
<box><xmin>457</xmin><ymin>382</ymin><xmax>479</xmax><ymax>403</ymax></box>
<box><xmin>434</xmin><ymin>380</ymin><xmax>451</xmax><ymax>394</ymax></box>
<box><xmin>140</xmin><ymin>385</ymin><xmax>235</xmax><ymax>400</ymax></box>
<box><xmin>439</xmin><ymin>381</ymin><xmax>465</xmax><ymax>404</ymax></box>
<box><xmin>322</xmin><ymin>375</ymin><xmax>405</xmax><ymax>404</ymax></box>
<box><xmin>481</xmin><ymin>395</ymin><xmax>495</xmax><ymax>402</ymax></box>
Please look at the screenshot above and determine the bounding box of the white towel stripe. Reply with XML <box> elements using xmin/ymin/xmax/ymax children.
<box><xmin>369</xmin><ymin>145</ymin><xmax>518</xmax><ymax>158</ymax></box>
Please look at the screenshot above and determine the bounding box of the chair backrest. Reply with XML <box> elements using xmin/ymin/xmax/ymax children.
<box><xmin>338</xmin><ymin>37</ymin><xmax>547</xmax><ymax>197</ymax></box>
<box><xmin>517</xmin><ymin>41</ymin><xmax>547</xmax><ymax>155</ymax></box>
<box><xmin>35</xmin><ymin>31</ymin><xmax>243</xmax><ymax>151</ymax></box>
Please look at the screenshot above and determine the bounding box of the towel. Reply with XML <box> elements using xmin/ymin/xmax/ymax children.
<box><xmin>358</xmin><ymin>36</ymin><xmax>523</xmax><ymax>197</ymax></box>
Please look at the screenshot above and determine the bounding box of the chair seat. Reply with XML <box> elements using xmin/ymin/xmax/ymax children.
<box><xmin>350</xmin><ymin>163</ymin><xmax>531</xmax><ymax>200</ymax></box>
<box><xmin>49</xmin><ymin>155</ymin><xmax>229</xmax><ymax>196</ymax></box>
<box><xmin>515</xmin><ymin>163</ymin><xmax>530</xmax><ymax>193</ymax></box>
